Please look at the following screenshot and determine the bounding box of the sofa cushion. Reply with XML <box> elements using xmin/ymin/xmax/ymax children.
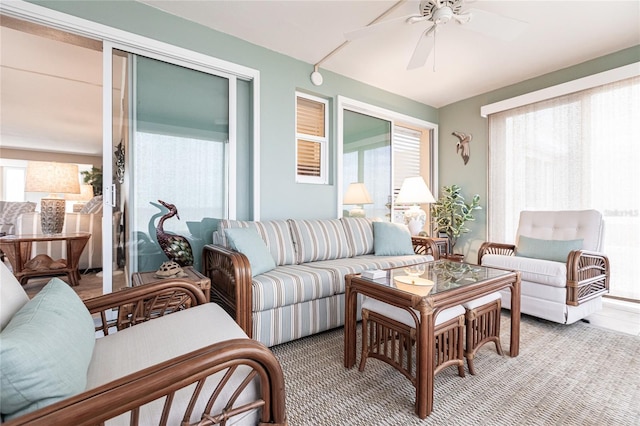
<box><xmin>87</xmin><ymin>303</ymin><xmax>260</xmax><ymax>425</ymax></box>
<box><xmin>373</xmin><ymin>222</ymin><xmax>414</xmax><ymax>256</ymax></box>
<box><xmin>0</xmin><ymin>201</ymin><xmax>36</xmax><ymax>234</ymax></box>
<box><xmin>0</xmin><ymin>278</ymin><xmax>95</xmax><ymax>420</ymax></box>
<box><xmin>305</xmin><ymin>254</ymin><xmax>433</xmax><ymax>293</ymax></box>
<box><xmin>482</xmin><ymin>254</ymin><xmax>568</xmax><ymax>288</ymax></box>
<box><xmin>225</xmin><ymin>227</ymin><xmax>276</xmax><ymax>276</ymax></box>
<box><xmin>0</xmin><ymin>263</ymin><xmax>29</xmax><ymax>332</ymax></box>
<box><xmin>516</xmin><ymin>235</ymin><xmax>583</xmax><ymax>262</ymax></box>
<box><xmin>79</xmin><ymin>195</ymin><xmax>103</xmax><ymax>214</ymax></box>
<box><xmin>516</xmin><ymin>209</ymin><xmax>603</xmax><ymax>252</ymax></box>
<box><xmin>289</xmin><ymin>219</ymin><xmax>352</xmax><ymax>263</ymax></box>
<box><xmin>218</xmin><ymin>219</ymin><xmax>296</xmax><ymax>266</ymax></box>
<box><xmin>251</xmin><ymin>264</ymin><xmax>336</xmax><ymax>311</ymax></box>
<box><xmin>340</xmin><ymin>217</ymin><xmax>376</xmax><ymax>256</ymax></box>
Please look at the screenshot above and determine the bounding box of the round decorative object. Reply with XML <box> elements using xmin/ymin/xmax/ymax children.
<box><xmin>154</xmin><ymin>261</ymin><xmax>186</xmax><ymax>278</ymax></box>
<box><xmin>310</xmin><ymin>71</ymin><xmax>323</xmax><ymax>86</ymax></box>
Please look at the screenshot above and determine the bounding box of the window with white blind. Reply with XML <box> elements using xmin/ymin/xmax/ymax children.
<box><xmin>488</xmin><ymin>75</ymin><xmax>640</xmax><ymax>301</ymax></box>
<box><xmin>391</xmin><ymin>125</ymin><xmax>423</xmax><ymax>223</ymax></box>
<box><xmin>295</xmin><ymin>92</ymin><xmax>328</xmax><ymax>184</ymax></box>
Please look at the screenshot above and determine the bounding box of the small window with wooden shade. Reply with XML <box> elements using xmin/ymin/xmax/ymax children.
<box><xmin>296</xmin><ymin>92</ymin><xmax>328</xmax><ymax>184</ymax></box>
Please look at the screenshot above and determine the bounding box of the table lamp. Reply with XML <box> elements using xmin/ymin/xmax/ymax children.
<box><xmin>343</xmin><ymin>182</ymin><xmax>373</xmax><ymax>218</ymax></box>
<box><xmin>395</xmin><ymin>176</ymin><xmax>436</xmax><ymax>235</ymax></box>
<box><xmin>25</xmin><ymin>161</ymin><xmax>80</xmax><ymax>234</ymax></box>
<box><xmin>65</xmin><ymin>184</ymin><xmax>94</xmax><ymax>212</ymax></box>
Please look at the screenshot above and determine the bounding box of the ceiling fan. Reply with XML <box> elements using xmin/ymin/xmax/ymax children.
<box><xmin>345</xmin><ymin>0</ymin><xmax>528</xmax><ymax>70</ymax></box>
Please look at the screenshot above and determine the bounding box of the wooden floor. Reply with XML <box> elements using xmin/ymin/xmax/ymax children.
<box><xmin>22</xmin><ymin>269</ymin><xmax>128</xmax><ymax>300</ymax></box>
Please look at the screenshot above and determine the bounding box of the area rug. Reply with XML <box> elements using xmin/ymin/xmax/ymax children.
<box><xmin>270</xmin><ymin>314</ymin><xmax>640</xmax><ymax>425</ymax></box>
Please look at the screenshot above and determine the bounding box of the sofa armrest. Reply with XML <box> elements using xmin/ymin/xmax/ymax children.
<box><xmin>3</xmin><ymin>338</ymin><xmax>287</xmax><ymax>426</ymax></box>
<box><xmin>477</xmin><ymin>242</ymin><xmax>516</xmax><ymax>264</ymax></box>
<box><xmin>202</xmin><ymin>244</ymin><xmax>254</xmax><ymax>337</ymax></box>
<box><xmin>84</xmin><ymin>279</ymin><xmax>206</xmax><ymax>335</ymax></box>
<box><xmin>566</xmin><ymin>250</ymin><xmax>610</xmax><ymax>306</ymax></box>
<box><xmin>411</xmin><ymin>237</ymin><xmax>440</xmax><ymax>259</ymax></box>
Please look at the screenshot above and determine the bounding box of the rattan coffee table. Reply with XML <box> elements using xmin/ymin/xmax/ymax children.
<box><xmin>344</xmin><ymin>259</ymin><xmax>521</xmax><ymax>419</ymax></box>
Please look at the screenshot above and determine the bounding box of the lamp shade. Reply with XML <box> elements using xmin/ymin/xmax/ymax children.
<box><xmin>25</xmin><ymin>161</ymin><xmax>80</xmax><ymax>234</ymax></box>
<box><xmin>65</xmin><ymin>184</ymin><xmax>94</xmax><ymax>201</ymax></box>
<box><xmin>395</xmin><ymin>177</ymin><xmax>436</xmax><ymax>205</ymax></box>
<box><xmin>25</xmin><ymin>161</ymin><xmax>80</xmax><ymax>196</ymax></box>
<box><xmin>343</xmin><ymin>182</ymin><xmax>373</xmax><ymax>205</ymax></box>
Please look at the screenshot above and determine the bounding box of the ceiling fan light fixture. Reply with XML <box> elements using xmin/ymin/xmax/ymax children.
<box><xmin>432</xmin><ymin>7</ymin><xmax>454</xmax><ymax>25</ymax></box>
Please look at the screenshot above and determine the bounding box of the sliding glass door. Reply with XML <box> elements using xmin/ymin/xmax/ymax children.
<box><xmin>103</xmin><ymin>45</ymin><xmax>243</xmax><ymax>292</ymax></box>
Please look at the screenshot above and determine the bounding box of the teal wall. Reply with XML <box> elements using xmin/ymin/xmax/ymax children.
<box><xmin>31</xmin><ymin>0</ymin><xmax>438</xmax><ymax>221</ymax></box>
<box><xmin>437</xmin><ymin>45</ymin><xmax>640</xmax><ymax>261</ymax></box>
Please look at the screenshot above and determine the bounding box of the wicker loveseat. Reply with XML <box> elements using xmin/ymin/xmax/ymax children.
<box><xmin>0</xmin><ymin>262</ymin><xmax>287</xmax><ymax>425</ymax></box>
<box><xmin>202</xmin><ymin>217</ymin><xmax>438</xmax><ymax>347</ymax></box>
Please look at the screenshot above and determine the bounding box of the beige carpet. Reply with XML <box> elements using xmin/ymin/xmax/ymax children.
<box><xmin>270</xmin><ymin>313</ymin><xmax>640</xmax><ymax>425</ymax></box>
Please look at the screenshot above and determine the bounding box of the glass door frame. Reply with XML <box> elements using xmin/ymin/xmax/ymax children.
<box><xmin>2</xmin><ymin>1</ymin><xmax>261</xmax><ymax>295</ymax></box>
<box><xmin>336</xmin><ymin>95</ymin><xmax>439</xmax><ymax>219</ymax></box>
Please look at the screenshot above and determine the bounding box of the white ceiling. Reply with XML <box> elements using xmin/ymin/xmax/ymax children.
<box><xmin>1</xmin><ymin>1</ymin><xmax>638</xmax><ymax>157</ymax></box>
<box><xmin>139</xmin><ymin>0</ymin><xmax>640</xmax><ymax>108</ymax></box>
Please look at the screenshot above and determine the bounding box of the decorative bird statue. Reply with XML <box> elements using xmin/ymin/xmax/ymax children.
<box><xmin>452</xmin><ymin>131</ymin><xmax>472</xmax><ymax>165</ymax></box>
<box><xmin>155</xmin><ymin>199</ymin><xmax>194</xmax><ymax>266</ymax></box>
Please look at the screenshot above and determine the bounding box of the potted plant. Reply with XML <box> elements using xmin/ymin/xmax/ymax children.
<box><xmin>81</xmin><ymin>166</ymin><xmax>103</xmax><ymax>196</ymax></box>
<box><xmin>431</xmin><ymin>184</ymin><xmax>481</xmax><ymax>256</ymax></box>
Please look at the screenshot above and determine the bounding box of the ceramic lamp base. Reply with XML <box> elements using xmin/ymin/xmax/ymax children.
<box><xmin>404</xmin><ymin>205</ymin><xmax>426</xmax><ymax>236</ymax></box>
<box><xmin>40</xmin><ymin>198</ymin><xmax>66</xmax><ymax>234</ymax></box>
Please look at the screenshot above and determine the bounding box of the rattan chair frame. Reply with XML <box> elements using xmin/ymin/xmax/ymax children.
<box><xmin>4</xmin><ymin>279</ymin><xmax>287</xmax><ymax>426</ymax></box>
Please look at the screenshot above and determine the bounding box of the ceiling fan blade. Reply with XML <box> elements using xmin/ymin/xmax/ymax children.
<box><xmin>407</xmin><ymin>27</ymin><xmax>436</xmax><ymax>70</ymax></box>
<box><xmin>461</xmin><ymin>8</ymin><xmax>528</xmax><ymax>41</ymax></box>
<box><xmin>345</xmin><ymin>14</ymin><xmax>422</xmax><ymax>40</ymax></box>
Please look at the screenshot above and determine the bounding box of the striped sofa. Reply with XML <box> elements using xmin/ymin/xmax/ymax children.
<box><xmin>202</xmin><ymin>217</ymin><xmax>439</xmax><ymax>347</ymax></box>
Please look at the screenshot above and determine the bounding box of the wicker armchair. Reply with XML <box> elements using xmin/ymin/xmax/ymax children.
<box><xmin>478</xmin><ymin>210</ymin><xmax>609</xmax><ymax>324</ymax></box>
<box><xmin>1</xmin><ymin>262</ymin><xmax>287</xmax><ymax>425</ymax></box>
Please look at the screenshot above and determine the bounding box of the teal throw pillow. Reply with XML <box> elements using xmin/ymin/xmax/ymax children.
<box><xmin>0</xmin><ymin>278</ymin><xmax>96</xmax><ymax>420</ymax></box>
<box><xmin>516</xmin><ymin>235</ymin><xmax>583</xmax><ymax>262</ymax></box>
<box><xmin>225</xmin><ymin>227</ymin><xmax>277</xmax><ymax>276</ymax></box>
<box><xmin>373</xmin><ymin>222</ymin><xmax>415</xmax><ymax>256</ymax></box>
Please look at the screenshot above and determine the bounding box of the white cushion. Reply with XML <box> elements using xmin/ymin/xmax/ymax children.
<box><xmin>482</xmin><ymin>254</ymin><xmax>567</xmax><ymax>288</ymax></box>
<box><xmin>516</xmin><ymin>210</ymin><xmax>603</xmax><ymax>252</ymax></box>
<box><xmin>462</xmin><ymin>291</ymin><xmax>502</xmax><ymax>310</ymax></box>
<box><xmin>362</xmin><ymin>297</ymin><xmax>464</xmax><ymax>329</ymax></box>
<box><xmin>0</xmin><ymin>262</ymin><xmax>29</xmax><ymax>332</ymax></box>
<box><xmin>87</xmin><ymin>303</ymin><xmax>259</xmax><ymax>425</ymax></box>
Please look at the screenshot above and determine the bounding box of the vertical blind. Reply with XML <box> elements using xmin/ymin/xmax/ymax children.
<box><xmin>488</xmin><ymin>75</ymin><xmax>640</xmax><ymax>300</ymax></box>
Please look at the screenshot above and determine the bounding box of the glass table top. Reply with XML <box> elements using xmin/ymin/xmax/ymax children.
<box><xmin>362</xmin><ymin>260</ymin><xmax>512</xmax><ymax>298</ymax></box>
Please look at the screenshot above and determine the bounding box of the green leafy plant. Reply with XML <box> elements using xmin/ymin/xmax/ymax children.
<box><xmin>431</xmin><ymin>184</ymin><xmax>481</xmax><ymax>254</ymax></box>
<box><xmin>81</xmin><ymin>166</ymin><xmax>103</xmax><ymax>196</ymax></box>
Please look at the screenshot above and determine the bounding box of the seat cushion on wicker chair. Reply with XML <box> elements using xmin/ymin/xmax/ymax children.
<box><xmin>362</xmin><ymin>297</ymin><xmax>464</xmax><ymax>328</ymax></box>
<box><xmin>481</xmin><ymin>254</ymin><xmax>567</xmax><ymax>287</ymax></box>
<box><xmin>87</xmin><ymin>303</ymin><xmax>259</xmax><ymax>425</ymax></box>
<box><xmin>462</xmin><ymin>292</ymin><xmax>502</xmax><ymax>310</ymax></box>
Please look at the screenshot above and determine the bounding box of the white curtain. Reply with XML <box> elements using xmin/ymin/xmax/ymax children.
<box><xmin>488</xmin><ymin>75</ymin><xmax>640</xmax><ymax>300</ymax></box>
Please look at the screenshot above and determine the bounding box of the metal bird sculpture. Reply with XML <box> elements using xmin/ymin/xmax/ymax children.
<box><xmin>155</xmin><ymin>199</ymin><xmax>194</xmax><ymax>266</ymax></box>
<box><xmin>452</xmin><ymin>131</ymin><xmax>472</xmax><ymax>165</ymax></box>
